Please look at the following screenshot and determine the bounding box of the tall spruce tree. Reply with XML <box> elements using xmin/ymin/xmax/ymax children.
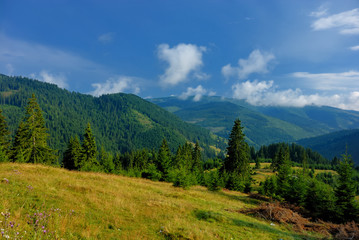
<box><xmin>156</xmin><ymin>138</ymin><xmax>172</xmax><ymax>179</ymax></box>
<box><xmin>335</xmin><ymin>151</ymin><xmax>359</xmax><ymax>222</ymax></box>
<box><xmin>80</xmin><ymin>123</ymin><xmax>99</xmax><ymax>170</ymax></box>
<box><xmin>223</xmin><ymin>119</ymin><xmax>250</xmax><ymax>191</ymax></box>
<box><xmin>275</xmin><ymin>146</ymin><xmax>291</xmax><ymax>197</ymax></box>
<box><xmin>224</xmin><ymin>119</ymin><xmax>250</xmax><ymax>176</ymax></box>
<box><xmin>192</xmin><ymin>141</ymin><xmax>204</xmax><ymax>184</ymax></box>
<box><xmin>11</xmin><ymin>94</ymin><xmax>56</xmax><ymax>164</ymax></box>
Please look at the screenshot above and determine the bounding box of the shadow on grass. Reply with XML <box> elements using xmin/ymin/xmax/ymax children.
<box><xmin>216</xmin><ymin>191</ymin><xmax>261</xmax><ymax>205</ymax></box>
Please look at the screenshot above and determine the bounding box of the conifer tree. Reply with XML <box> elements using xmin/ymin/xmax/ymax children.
<box><xmin>63</xmin><ymin>136</ymin><xmax>82</xmax><ymax>170</ymax></box>
<box><xmin>0</xmin><ymin>108</ymin><xmax>10</xmax><ymax>155</ymax></box>
<box><xmin>80</xmin><ymin>123</ymin><xmax>99</xmax><ymax>170</ymax></box>
<box><xmin>156</xmin><ymin>138</ymin><xmax>172</xmax><ymax>179</ymax></box>
<box><xmin>276</xmin><ymin>146</ymin><xmax>291</xmax><ymax>197</ymax></box>
<box><xmin>11</xmin><ymin>94</ymin><xmax>56</xmax><ymax>164</ymax></box>
<box><xmin>10</xmin><ymin>122</ymin><xmax>26</xmax><ymax>162</ymax></box>
<box><xmin>223</xmin><ymin>119</ymin><xmax>250</xmax><ymax>189</ymax></box>
<box><xmin>192</xmin><ymin>141</ymin><xmax>204</xmax><ymax>184</ymax></box>
<box><xmin>335</xmin><ymin>151</ymin><xmax>359</xmax><ymax>222</ymax></box>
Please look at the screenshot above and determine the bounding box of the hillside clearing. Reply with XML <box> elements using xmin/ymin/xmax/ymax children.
<box><xmin>0</xmin><ymin>163</ymin><xmax>323</xmax><ymax>239</ymax></box>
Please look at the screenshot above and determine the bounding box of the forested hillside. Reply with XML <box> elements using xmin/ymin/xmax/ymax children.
<box><xmin>0</xmin><ymin>74</ymin><xmax>225</xmax><ymax>158</ymax></box>
<box><xmin>151</xmin><ymin>96</ymin><xmax>359</xmax><ymax>148</ymax></box>
<box><xmin>297</xmin><ymin>129</ymin><xmax>359</xmax><ymax>165</ymax></box>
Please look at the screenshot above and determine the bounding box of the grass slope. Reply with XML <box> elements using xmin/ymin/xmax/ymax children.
<box><xmin>0</xmin><ymin>163</ymin><xmax>321</xmax><ymax>239</ymax></box>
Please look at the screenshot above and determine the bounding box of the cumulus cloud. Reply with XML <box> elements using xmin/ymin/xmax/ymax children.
<box><xmin>232</xmin><ymin>80</ymin><xmax>359</xmax><ymax>111</ymax></box>
<box><xmin>311</xmin><ymin>8</ymin><xmax>359</xmax><ymax>35</ymax></box>
<box><xmin>35</xmin><ymin>70</ymin><xmax>68</xmax><ymax>89</ymax></box>
<box><xmin>158</xmin><ymin>43</ymin><xmax>207</xmax><ymax>87</ymax></box>
<box><xmin>98</xmin><ymin>32</ymin><xmax>115</xmax><ymax>44</ymax></box>
<box><xmin>292</xmin><ymin>71</ymin><xmax>359</xmax><ymax>90</ymax></box>
<box><xmin>90</xmin><ymin>76</ymin><xmax>140</xmax><ymax>97</ymax></box>
<box><xmin>222</xmin><ymin>49</ymin><xmax>275</xmax><ymax>80</ymax></box>
<box><xmin>350</xmin><ymin>45</ymin><xmax>359</xmax><ymax>51</ymax></box>
<box><xmin>179</xmin><ymin>85</ymin><xmax>215</xmax><ymax>102</ymax></box>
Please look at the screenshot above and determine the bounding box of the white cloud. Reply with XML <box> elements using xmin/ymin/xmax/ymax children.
<box><xmin>292</xmin><ymin>71</ymin><xmax>359</xmax><ymax>90</ymax></box>
<box><xmin>35</xmin><ymin>70</ymin><xmax>68</xmax><ymax>89</ymax></box>
<box><xmin>179</xmin><ymin>85</ymin><xmax>215</xmax><ymax>102</ymax></box>
<box><xmin>232</xmin><ymin>80</ymin><xmax>359</xmax><ymax>111</ymax></box>
<box><xmin>90</xmin><ymin>76</ymin><xmax>140</xmax><ymax>97</ymax></box>
<box><xmin>222</xmin><ymin>49</ymin><xmax>275</xmax><ymax>79</ymax></box>
<box><xmin>311</xmin><ymin>8</ymin><xmax>359</xmax><ymax>35</ymax></box>
<box><xmin>158</xmin><ymin>43</ymin><xmax>206</xmax><ymax>87</ymax></box>
<box><xmin>98</xmin><ymin>32</ymin><xmax>115</xmax><ymax>44</ymax></box>
<box><xmin>350</xmin><ymin>45</ymin><xmax>359</xmax><ymax>51</ymax></box>
<box><xmin>310</xmin><ymin>5</ymin><xmax>328</xmax><ymax>18</ymax></box>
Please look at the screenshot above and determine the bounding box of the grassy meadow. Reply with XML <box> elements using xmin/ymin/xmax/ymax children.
<box><xmin>0</xmin><ymin>163</ymin><xmax>325</xmax><ymax>239</ymax></box>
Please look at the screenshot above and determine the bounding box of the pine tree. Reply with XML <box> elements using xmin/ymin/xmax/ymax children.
<box><xmin>11</xmin><ymin>94</ymin><xmax>56</xmax><ymax>164</ymax></box>
<box><xmin>335</xmin><ymin>151</ymin><xmax>359</xmax><ymax>222</ymax></box>
<box><xmin>80</xmin><ymin>123</ymin><xmax>99</xmax><ymax>171</ymax></box>
<box><xmin>192</xmin><ymin>141</ymin><xmax>204</xmax><ymax>184</ymax></box>
<box><xmin>63</xmin><ymin>136</ymin><xmax>82</xmax><ymax>170</ymax></box>
<box><xmin>223</xmin><ymin>119</ymin><xmax>250</xmax><ymax>190</ymax></box>
<box><xmin>276</xmin><ymin>146</ymin><xmax>291</xmax><ymax>198</ymax></box>
<box><xmin>156</xmin><ymin>138</ymin><xmax>172</xmax><ymax>179</ymax></box>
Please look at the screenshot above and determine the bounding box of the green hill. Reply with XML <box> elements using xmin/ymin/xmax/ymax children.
<box><xmin>297</xmin><ymin>129</ymin><xmax>359</xmax><ymax>164</ymax></box>
<box><xmin>0</xmin><ymin>74</ymin><xmax>225</xmax><ymax>158</ymax></box>
<box><xmin>0</xmin><ymin>162</ymin><xmax>323</xmax><ymax>239</ymax></box>
<box><xmin>150</xmin><ymin>96</ymin><xmax>359</xmax><ymax>148</ymax></box>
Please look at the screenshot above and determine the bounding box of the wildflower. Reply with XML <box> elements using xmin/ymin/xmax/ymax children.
<box><xmin>2</xmin><ymin>178</ymin><xmax>9</xmax><ymax>183</ymax></box>
<box><xmin>43</xmin><ymin>230</ymin><xmax>46</xmax><ymax>234</ymax></box>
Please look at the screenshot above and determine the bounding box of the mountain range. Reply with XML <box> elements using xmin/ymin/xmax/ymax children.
<box><xmin>150</xmin><ymin>96</ymin><xmax>359</xmax><ymax>161</ymax></box>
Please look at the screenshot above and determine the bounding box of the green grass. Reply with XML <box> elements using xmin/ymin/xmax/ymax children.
<box><xmin>0</xmin><ymin>163</ymin><xmax>324</xmax><ymax>239</ymax></box>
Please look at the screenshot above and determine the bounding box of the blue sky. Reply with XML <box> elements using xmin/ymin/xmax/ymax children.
<box><xmin>1</xmin><ymin>0</ymin><xmax>359</xmax><ymax>110</ymax></box>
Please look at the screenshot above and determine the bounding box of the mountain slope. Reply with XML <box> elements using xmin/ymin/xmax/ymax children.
<box><xmin>0</xmin><ymin>162</ymin><xmax>322</xmax><ymax>239</ymax></box>
<box><xmin>297</xmin><ymin>129</ymin><xmax>359</xmax><ymax>164</ymax></box>
<box><xmin>150</xmin><ymin>96</ymin><xmax>359</xmax><ymax>148</ymax></box>
<box><xmin>0</xmin><ymin>74</ymin><xmax>225</xmax><ymax>157</ymax></box>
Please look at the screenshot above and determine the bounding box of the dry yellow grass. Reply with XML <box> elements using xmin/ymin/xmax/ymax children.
<box><xmin>0</xmin><ymin>163</ymin><xmax>323</xmax><ymax>239</ymax></box>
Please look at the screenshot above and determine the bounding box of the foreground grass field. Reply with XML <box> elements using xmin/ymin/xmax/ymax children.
<box><xmin>1</xmin><ymin>163</ymin><xmax>324</xmax><ymax>239</ymax></box>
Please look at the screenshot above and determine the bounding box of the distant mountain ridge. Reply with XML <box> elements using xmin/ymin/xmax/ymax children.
<box><xmin>150</xmin><ymin>96</ymin><xmax>359</xmax><ymax>148</ymax></box>
<box><xmin>0</xmin><ymin>74</ymin><xmax>225</xmax><ymax>158</ymax></box>
<box><xmin>297</xmin><ymin>129</ymin><xmax>359</xmax><ymax>164</ymax></box>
